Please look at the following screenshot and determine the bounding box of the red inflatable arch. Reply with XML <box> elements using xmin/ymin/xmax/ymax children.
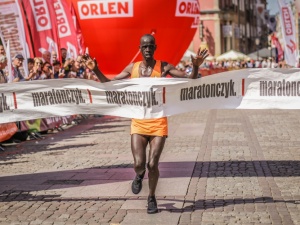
<box><xmin>68</xmin><ymin>0</ymin><xmax>200</xmax><ymax>75</ymax></box>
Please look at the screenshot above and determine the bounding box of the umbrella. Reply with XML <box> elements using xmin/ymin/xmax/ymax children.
<box><xmin>216</xmin><ymin>50</ymin><xmax>250</xmax><ymax>61</ymax></box>
<box><xmin>248</xmin><ymin>53</ymin><xmax>263</xmax><ymax>60</ymax></box>
<box><xmin>205</xmin><ymin>55</ymin><xmax>215</xmax><ymax>61</ymax></box>
<box><xmin>248</xmin><ymin>48</ymin><xmax>277</xmax><ymax>59</ymax></box>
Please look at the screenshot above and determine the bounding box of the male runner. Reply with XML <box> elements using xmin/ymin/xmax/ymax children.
<box><xmin>84</xmin><ymin>34</ymin><xmax>208</xmax><ymax>214</ymax></box>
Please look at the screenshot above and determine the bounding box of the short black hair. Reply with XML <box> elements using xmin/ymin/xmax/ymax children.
<box><xmin>52</xmin><ymin>60</ymin><xmax>61</xmax><ymax>66</ymax></box>
<box><xmin>140</xmin><ymin>34</ymin><xmax>155</xmax><ymax>44</ymax></box>
<box><xmin>60</xmin><ymin>48</ymin><xmax>67</xmax><ymax>51</ymax></box>
<box><xmin>27</xmin><ymin>58</ymin><xmax>34</xmax><ymax>64</ymax></box>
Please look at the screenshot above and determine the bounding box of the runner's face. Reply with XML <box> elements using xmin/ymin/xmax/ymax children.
<box><xmin>140</xmin><ymin>38</ymin><xmax>156</xmax><ymax>60</ymax></box>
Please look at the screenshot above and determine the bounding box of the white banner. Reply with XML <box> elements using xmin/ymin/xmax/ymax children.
<box><xmin>278</xmin><ymin>0</ymin><xmax>298</xmax><ymax>67</ymax></box>
<box><xmin>0</xmin><ymin>0</ymin><xmax>30</xmax><ymax>76</ymax></box>
<box><xmin>1</xmin><ymin>69</ymin><xmax>300</xmax><ymax>124</ymax></box>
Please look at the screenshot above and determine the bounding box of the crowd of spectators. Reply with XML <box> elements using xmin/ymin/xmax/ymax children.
<box><xmin>0</xmin><ymin>45</ymin><xmax>102</xmax><ymax>149</ymax></box>
<box><xmin>0</xmin><ymin>44</ymin><xmax>99</xmax><ymax>84</ymax></box>
<box><xmin>2</xmin><ymin>44</ymin><xmax>299</xmax><ymax>85</ymax></box>
<box><xmin>201</xmin><ymin>58</ymin><xmax>297</xmax><ymax>69</ymax></box>
<box><xmin>177</xmin><ymin>57</ymin><xmax>299</xmax><ymax>77</ymax></box>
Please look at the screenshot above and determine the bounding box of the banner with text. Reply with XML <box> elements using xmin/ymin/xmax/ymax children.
<box><xmin>22</xmin><ymin>0</ymin><xmax>60</xmax><ymax>58</ymax></box>
<box><xmin>53</xmin><ymin>0</ymin><xmax>81</xmax><ymax>58</ymax></box>
<box><xmin>1</xmin><ymin>69</ymin><xmax>300</xmax><ymax>124</ymax></box>
<box><xmin>278</xmin><ymin>0</ymin><xmax>298</xmax><ymax>67</ymax></box>
<box><xmin>0</xmin><ymin>0</ymin><xmax>33</xmax><ymax>76</ymax></box>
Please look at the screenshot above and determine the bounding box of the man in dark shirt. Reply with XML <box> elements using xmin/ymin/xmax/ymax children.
<box><xmin>7</xmin><ymin>54</ymin><xmax>33</xmax><ymax>82</ymax></box>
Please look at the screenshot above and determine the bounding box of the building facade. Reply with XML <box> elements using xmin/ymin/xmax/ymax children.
<box><xmin>191</xmin><ymin>0</ymin><xmax>267</xmax><ymax>57</ymax></box>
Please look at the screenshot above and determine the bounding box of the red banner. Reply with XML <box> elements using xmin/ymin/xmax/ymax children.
<box><xmin>0</xmin><ymin>123</ymin><xmax>18</xmax><ymax>143</ymax></box>
<box><xmin>22</xmin><ymin>0</ymin><xmax>60</xmax><ymax>59</ymax></box>
<box><xmin>71</xmin><ymin>2</ymin><xmax>86</xmax><ymax>55</ymax></box>
<box><xmin>54</xmin><ymin>0</ymin><xmax>82</xmax><ymax>58</ymax></box>
<box><xmin>271</xmin><ymin>33</ymin><xmax>284</xmax><ymax>61</ymax></box>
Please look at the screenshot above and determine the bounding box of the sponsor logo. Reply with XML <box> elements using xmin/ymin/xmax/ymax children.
<box><xmin>105</xmin><ymin>88</ymin><xmax>161</xmax><ymax>107</ymax></box>
<box><xmin>175</xmin><ymin>0</ymin><xmax>200</xmax><ymax>28</ymax></box>
<box><xmin>180</xmin><ymin>80</ymin><xmax>236</xmax><ymax>101</ymax></box>
<box><xmin>31</xmin><ymin>88</ymin><xmax>86</xmax><ymax>107</ymax></box>
<box><xmin>30</xmin><ymin>0</ymin><xmax>52</xmax><ymax>31</ymax></box>
<box><xmin>78</xmin><ymin>0</ymin><xmax>133</xmax><ymax>19</ymax></box>
<box><xmin>282</xmin><ymin>7</ymin><xmax>293</xmax><ymax>36</ymax></box>
<box><xmin>260</xmin><ymin>80</ymin><xmax>300</xmax><ymax>96</ymax></box>
<box><xmin>53</xmin><ymin>0</ymin><xmax>71</xmax><ymax>38</ymax></box>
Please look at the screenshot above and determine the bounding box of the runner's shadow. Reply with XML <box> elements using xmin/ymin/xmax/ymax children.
<box><xmin>0</xmin><ymin>160</ymin><xmax>299</xmax><ymax>195</ymax></box>
<box><xmin>158</xmin><ymin>197</ymin><xmax>299</xmax><ymax>212</ymax></box>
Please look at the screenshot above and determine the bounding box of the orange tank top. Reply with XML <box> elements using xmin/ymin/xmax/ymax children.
<box><xmin>130</xmin><ymin>61</ymin><xmax>168</xmax><ymax>136</ymax></box>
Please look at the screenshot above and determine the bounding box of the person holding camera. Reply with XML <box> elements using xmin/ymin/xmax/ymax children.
<box><xmin>63</xmin><ymin>55</ymin><xmax>86</xmax><ymax>79</ymax></box>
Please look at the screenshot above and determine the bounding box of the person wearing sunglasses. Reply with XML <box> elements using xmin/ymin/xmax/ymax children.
<box><xmin>27</xmin><ymin>57</ymin><xmax>43</xmax><ymax>80</ymax></box>
<box><xmin>39</xmin><ymin>62</ymin><xmax>54</xmax><ymax>79</ymax></box>
<box><xmin>83</xmin><ymin>34</ymin><xmax>208</xmax><ymax>214</ymax></box>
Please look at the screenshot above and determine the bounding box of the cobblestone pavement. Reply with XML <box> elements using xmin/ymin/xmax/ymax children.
<box><xmin>0</xmin><ymin>109</ymin><xmax>299</xmax><ymax>225</ymax></box>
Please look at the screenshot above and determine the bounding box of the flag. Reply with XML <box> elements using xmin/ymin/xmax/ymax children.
<box><xmin>53</xmin><ymin>0</ymin><xmax>80</xmax><ymax>59</ymax></box>
<box><xmin>48</xmin><ymin>41</ymin><xmax>55</xmax><ymax>64</ymax></box>
<box><xmin>278</xmin><ymin>0</ymin><xmax>298</xmax><ymax>67</ymax></box>
<box><xmin>22</xmin><ymin>0</ymin><xmax>60</xmax><ymax>59</ymax></box>
<box><xmin>71</xmin><ymin>3</ymin><xmax>86</xmax><ymax>55</ymax></box>
<box><xmin>6</xmin><ymin>40</ymin><xmax>12</xmax><ymax>80</ymax></box>
<box><xmin>0</xmin><ymin>0</ymin><xmax>33</xmax><ymax>77</ymax></box>
<box><xmin>271</xmin><ymin>33</ymin><xmax>284</xmax><ymax>62</ymax></box>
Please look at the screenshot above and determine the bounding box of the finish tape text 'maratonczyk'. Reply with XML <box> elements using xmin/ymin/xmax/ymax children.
<box><xmin>105</xmin><ymin>88</ymin><xmax>159</xmax><ymax>107</ymax></box>
<box><xmin>32</xmin><ymin>89</ymin><xmax>86</xmax><ymax>107</ymax></box>
<box><xmin>180</xmin><ymin>80</ymin><xmax>236</xmax><ymax>101</ymax></box>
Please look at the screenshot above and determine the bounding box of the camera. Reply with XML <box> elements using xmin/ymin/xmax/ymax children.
<box><xmin>82</xmin><ymin>53</ymin><xmax>90</xmax><ymax>60</ymax></box>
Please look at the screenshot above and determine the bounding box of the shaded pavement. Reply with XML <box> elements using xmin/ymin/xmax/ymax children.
<box><xmin>0</xmin><ymin>110</ymin><xmax>299</xmax><ymax>225</ymax></box>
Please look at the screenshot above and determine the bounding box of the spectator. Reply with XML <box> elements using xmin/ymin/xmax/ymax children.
<box><xmin>255</xmin><ymin>59</ymin><xmax>261</xmax><ymax>68</ymax></box>
<box><xmin>60</xmin><ymin>48</ymin><xmax>67</xmax><ymax>64</ymax></box>
<box><xmin>0</xmin><ymin>44</ymin><xmax>5</xmax><ymax>56</ymax></box>
<box><xmin>42</xmin><ymin>50</ymin><xmax>51</xmax><ymax>63</ymax></box>
<box><xmin>29</xmin><ymin>57</ymin><xmax>43</xmax><ymax>80</ymax></box>
<box><xmin>39</xmin><ymin>62</ymin><xmax>54</xmax><ymax>79</ymax></box>
<box><xmin>51</xmin><ymin>50</ymin><xmax>58</xmax><ymax>63</ymax></box>
<box><xmin>270</xmin><ymin>58</ymin><xmax>278</xmax><ymax>68</ymax></box>
<box><xmin>246</xmin><ymin>60</ymin><xmax>253</xmax><ymax>68</ymax></box>
<box><xmin>0</xmin><ymin>54</ymin><xmax>7</xmax><ymax>83</ymax></box>
<box><xmin>261</xmin><ymin>58</ymin><xmax>268</xmax><ymax>68</ymax></box>
<box><xmin>52</xmin><ymin>61</ymin><xmax>65</xmax><ymax>79</ymax></box>
<box><xmin>64</xmin><ymin>55</ymin><xmax>85</xmax><ymax>78</ymax></box>
<box><xmin>267</xmin><ymin>58</ymin><xmax>271</xmax><ymax>68</ymax></box>
<box><xmin>27</xmin><ymin>58</ymin><xmax>34</xmax><ymax>72</ymax></box>
<box><xmin>7</xmin><ymin>54</ymin><xmax>26</xmax><ymax>83</ymax></box>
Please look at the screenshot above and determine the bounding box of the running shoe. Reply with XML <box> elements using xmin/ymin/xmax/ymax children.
<box><xmin>147</xmin><ymin>196</ymin><xmax>158</xmax><ymax>214</ymax></box>
<box><xmin>131</xmin><ymin>171</ymin><xmax>145</xmax><ymax>194</ymax></box>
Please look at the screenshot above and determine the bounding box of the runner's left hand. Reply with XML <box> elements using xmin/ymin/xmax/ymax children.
<box><xmin>191</xmin><ymin>48</ymin><xmax>209</xmax><ymax>67</ymax></box>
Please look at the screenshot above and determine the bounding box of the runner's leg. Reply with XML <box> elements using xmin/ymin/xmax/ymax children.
<box><xmin>131</xmin><ymin>134</ymin><xmax>148</xmax><ymax>176</ymax></box>
<box><xmin>147</xmin><ymin>136</ymin><xmax>166</xmax><ymax>196</ymax></box>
